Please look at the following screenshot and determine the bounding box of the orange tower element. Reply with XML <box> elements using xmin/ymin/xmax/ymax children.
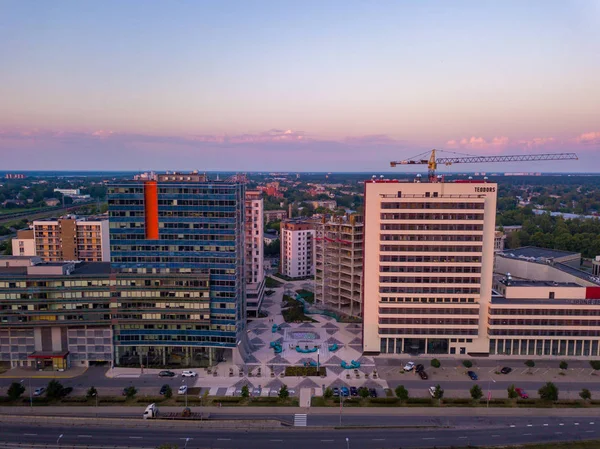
<box><xmin>144</xmin><ymin>181</ymin><xmax>159</xmax><ymax>239</ymax></box>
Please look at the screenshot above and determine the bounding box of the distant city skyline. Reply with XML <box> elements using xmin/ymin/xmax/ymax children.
<box><xmin>1</xmin><ymin>1</ymin><xmax>599</xmax><ymax>171</ymax></box>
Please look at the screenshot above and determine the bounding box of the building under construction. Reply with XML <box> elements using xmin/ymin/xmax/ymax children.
<box><xmin>315</xmin><ymin>214</ymin><xmax>363</xmax><ymax>317</ymax></box>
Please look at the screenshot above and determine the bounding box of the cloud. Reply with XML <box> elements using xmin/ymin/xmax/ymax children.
<box><xmin>343</xmin><ymin>134</ymin><xmax>397</xmax><ymax>145</ymax></box>
<box><xmin>576</xmin><ymin>131</ymin><xmax>600</xmax><ymax>145</ymax></box>
<box><xmin>518</xmin><ymin>137</ymin><xmax>556</xmax><ymax>149</ymax></box>
<box><xmin>447</xmin><ymin>136</ymin><xmax>509</xmax><ymax>150</ymax></box>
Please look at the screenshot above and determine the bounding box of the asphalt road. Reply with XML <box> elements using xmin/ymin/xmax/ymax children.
<box><xmin>0</xmin><ymin>418</ymin><xmax>598</xmax><ymax>449</ymax></box>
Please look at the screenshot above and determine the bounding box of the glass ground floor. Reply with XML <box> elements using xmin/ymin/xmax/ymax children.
<box><xmin>114</xmin><ymin>345</ymin><xmax>228</xmax><ymax>368</ymax></box>
<box><xmin>380</xmin><ymin>337</ymin><xmax>458</xmax><ymax>355</ymax></box>
<box><xmin>490</xmin><ymin>338</ymin><xmax>600</xmax><ymax>357</ymax></box>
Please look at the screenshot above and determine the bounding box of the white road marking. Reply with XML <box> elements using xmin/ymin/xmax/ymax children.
<box><xmin>575</xmin><ymin>423</ymin><xmax>580</xmax><ymax>426</ymax></box>
<box><xmin>510</xmin><ymin>425</ymin><xmax>516</xmax><ymax>428</ymax></box>
<box><xmin>78</xmin><ymin>435</ymin><xmax>92</xmax><ymax>438</ymax></box>
<box><xmin>527</xmin><ymin>424</ymin><xmax>533</xmax><ymax>427</ymax></box>
<box><xmin>23</xmin><ymin>434</ymin><xmax>37</xmax><ymax>436</ymax></box>
<box><xmin>591</xmin><ymin>422</ymin><xmax>596</xmax><ymax>425</ymax></box>
<box><xmin>559</xmin><ymin>423</ymin><xmax>564</xmax><ymax>426</ymax></box>
<box><xmin>543</xmin><ymin>424</ymin><xmax>549</xmax><ymax>426</ymax></box>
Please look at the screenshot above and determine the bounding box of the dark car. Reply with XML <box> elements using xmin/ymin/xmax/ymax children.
<box><xmin>369</xmin><ymin>388</ymin><xmax>377</xmax><ymax>398</ymax></box>
<box><xmin>418</xmin><ymin>370</ymin><xmax>429</xmax><ymax>380</ymax></box>
<box><xmin>158</xmin><ymin>370</ymin><xmax>175</xmax><ymax>377</ymax></box>
<box><xmin>500</xmin><ymin>367</ymin><xmax>512</xmax><ymax>374</ymax></box>
<box><xmin>332</xmin><ymin>387</ymin><xmax>340</xmax><ymax>397</ymax></box>
<box><xmin>159</xmin><ymin>384</ymin><xmax>169</xmax><ymax>395</ymax></box>
<box><xmin>467</xmin><ymin>370</ymin><xmax>478</xmax><ymax>380</ymax></box>
<box><xmin>350</xmin><ymin>386</ymin><xmax>358</xmax><ymax>397</ymax></box>
<box><xmin>415</xmin><ymin>364</ymin><xmax>425</xmax><ymax>373</ymax></box>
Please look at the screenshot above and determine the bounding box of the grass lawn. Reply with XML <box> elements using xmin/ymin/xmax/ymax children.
<box><xmin>265</xmin><ymin>276</ymin><xmax>283</xmax><ymax>288</ymax></box>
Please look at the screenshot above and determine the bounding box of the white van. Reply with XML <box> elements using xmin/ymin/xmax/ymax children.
<box><xmin>143</xmin><ymin>403</ymin><xmax>159</xmax><ymax>419</ymax></box>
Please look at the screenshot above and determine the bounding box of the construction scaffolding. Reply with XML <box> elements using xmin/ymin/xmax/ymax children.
<box><xmin>315</xmin><ymin>214</ymin><xmax>363</xmax><ymax>317</ymax></box>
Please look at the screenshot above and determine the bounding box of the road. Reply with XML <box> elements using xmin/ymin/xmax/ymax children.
<box><xmin>0</xmin><ymin>416</ymin><xmax>598</xmax><ymax>448</ymax></box>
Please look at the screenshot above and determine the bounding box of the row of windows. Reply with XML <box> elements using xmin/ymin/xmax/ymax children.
<box><xmin>489</xmin><ymin>319</ymin><xmax>600</xmax><ymax>327</ymax></box>
<box><xmin>490</xmin><ymin>339</ymin><xmax>600</xmax><ymax>357</ymax></box>
<box><xmin>380</xmin><ymin>266</ymin><xmax>481</xmax><ymax>274</ymax></box>
<box><xmin>380</xmin><ymin>297</ymin><xmax>477</xmax><ymax>303</ymax></box>
<box><xmin>381</xmin><ymin>202</ymin><xmax>484</xmax><ymax>210</ymax></box>
<box><xmin>380</xmin><ymin>234</ymin><xmax>483</xmax><ymax>242</ymax></box>
<box><xmin>111</xmin><ymin>256</ymin><xmax>237</xmax><ymax>263</ymax></box>
<box><xmin>489</xmin><ymin>329</ymin><xmax>600</xmax><ymax>337</ymax></box>
<box><xmin>379</xmin><ymin>328</ymin><xmax>478</xmax><ymax>335</ymax></box>
<box><xmin>490</xmin><ymin>308</ymin><xmax>600</xmax><ymax>316</ymax></box>
<box><xmin>380</xmin><ymin>255</ymin><xmax>482</xmax><ymax>263</ymax></box>
<box><xmin>379</xmin><ymin>307</ymin><xmax>479</xmax><ymax>315</ymax></box>
<box><xmin>380</xmin><ymin>276</ymin><xmax>481</xmax><ymax>284</ymax></box>
<box><xmin>157</xmin><ymin>200</ymin><xmax>237</xmax><ymax>206</ymax></box>
<box><xmin>380</xmin><ymin>245</ymin><xmax>482</xmax><ymax>253</ymax></box>
<box><xmin>380</xmin><ymin>287</ymin><xmax>480</xmax><ymax>294</ymax></box>
<box><xmin>379</xmin><ymin>318</ymin><xmax>478</xmax><ymax>325</ymax></box>
<box><xmin>380</xmin><ymin>223</ymin><xmax>484</xmax><ymax>231</ymax></box>
<box><xmin>381</xmin><ymin>213</ymin><xmax>484</xmax><ymax>221</ymax></box>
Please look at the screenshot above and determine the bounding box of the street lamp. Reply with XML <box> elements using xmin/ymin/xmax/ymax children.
<box><xmin>486</xmin><ymin>376</ymin><xmax>496</xmax><ymax>408</ymax></box>
<box><xmin>346</xmin><ymin>437</ymin><xmax>350</xmax><ymax>449</ymax></box>
<box><xmin>21</xmin><ymin>378</ymin><xmax>32</xmax><ymax>408</ymax></box>
<box><xmin>184</xmin><ymin>437</ymin><xmax>190</xmax><ymax>449</ymax></box>
<box><xmin>57</xmin><ymin>434</ymin><xmax>63</xmax><ymax>446</ymax></box>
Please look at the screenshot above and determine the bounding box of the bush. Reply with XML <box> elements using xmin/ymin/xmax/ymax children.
<box><xmin>124</xmin><ymin>386</ymin><xmax>137</xmax><ymax>400</ymax></box>
<box><xmin>212</xmin><ymin>397</ymin><xmax>243</xmax><ymax>404</ymax></box>
<box><xmin>250</xmin><ymin>397</ymin><xmax>282</xmax><ymax>405</ymax></box>
<box><xmin>241</xmin><ymin>385</ymin><xmax>250</xmax><ymax>398</ymax></box>
<box><xmin>7</xmin><ymin>382</ymin><xmax>25</xmax><ymax>401</ymax></box>
<box><xmin>406</xmin><ymin>397</ymin><xmax>433</xmax><ymax>404</ymax></box>
<box><xmin>164</xmin><ymin>385</ymin><xmax>172</xmax><ymax>399</ymax></box>
<box><xmin>560</xmin><ymin>361</ymin><xmax>568</xmax><ymax>370</ymax></box>
<box><xmin>470</xmin><ymin>385</ymin><xmax>483</xmax><ymax>400</ymax></box>
<box><xmin>462</xmin><ymin>360</ymin><xmax>473</xmax><ymax>368</ymax></box>
<box><xmin>99</xmin><ymin>396</ymin><xmax>127</xmax><ymax>404</ymax></box>
<box><xmin>395</xmin><ymin>385</ymin><xmax>409</xmax><ymax>401</ymax></box>
<box><xmin>324</xmin><ymin>387</ymin><xmax>333</xmax><ymax>399</ymax></box>
<box><xmin>590</xmin><ymin>361</ymin><xmax>600</xmax><ymax>371</ymax></box>
<box><xmin>507</xmin><ymin>384</ymin><xmax>518</xmax><ymax>399</ymax></box>
<box><xmin>431</xmin><ymin>359</ymin><xmax>441</xmax><ymax>368</ymax></box>
<box><xmin>432</xmin><ymin>384</ymin><xmax>444</xmax><ymax>400</ymax></box>
<box><xmin>278</xmin><ymin>384</ymin><xmax>289</xmax><ymax>399</ymax></box>
<box><xmin>369</xmin><ymin>397</ymin><xmax>399</xmax><ymax>405</ymax></box>
<box><xmin>538</xmin><ymin>382</ymin><xmax>559</xmax><ymax>401</ymax></box>
<box><xmin>61</xmin><ymin>396</ymin><xmax>89</xmax><ymax>404</ymax></box>
<box><xmin>46</xmin><ymin>380</ymin><xmax>65</xmax><ymax>400</ymax></box>
<box><xmin>358</xmin><ymin>387</ymin><xmax>369</xmax><ymax>399</ymax></box>
<box><xmin>285</xmin><ymin>366</ymin><xmax>326</xmax><ymax>377</ymax></box>
<box><xmin>86</xmin><ymin>386</ymin><xmax>97</xmax><ymax>400</ymax></box>
<box><xmin>580</xmin><ymin>388</ymin><xmax>592</xmax><ymax>401</ymax></box>
<box><xmin>265</xmin><ymin>277</ymin><xmax>283</xmax><ymax>288</ymax></box>
<box><xmin>525</xmin><ymin>360</ymin><xmax>535</xmax><ymax>368</ymax></box>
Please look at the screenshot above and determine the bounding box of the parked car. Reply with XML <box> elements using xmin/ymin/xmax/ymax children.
<box><xmin>181</xmin><ymin>370</ymin><xmax>197</xmax><ymax>377</ymax></box>
<box><xmin>159</xmin><ymin>384</ymin><xmax>169</xmax><ymax>395</ymax></box>
<box><xmin>403</xmin><ymin>361</ymin><xmax>415</xmax><ymax>371</ymax></box>
<box><xmin>178</xmin><ymin>385</ymin><xmax>188</xmax><ymax>395</ymax></box>
<box><xmin>515</xmin><ymin>388</ymin><xmax>529</xmax><ymax>399</ymax></box>
<box><xmin>33</xmin><ymin>387</ymin><xmax>45</xmax><ymax>397</ymax></box>
<box><xmin>418</xmin><ymin>370</ymin><xmax>429</xmax><ymax>380</ymax></box>
<box><xmin>340</xmin><ymin>387</ymin><xmax>350</xmax><ymax>397</ymax></box>
<box><xmin>158</xmin><ymin>370</ymin><xmax>175</xmax><ymax>377</ymax></box>
<box><xmin>467</xmin><ymin>371</ymin><xmax>478</xmax><ymax>380</ymax></box>
<box><xmin>350</xmin><ymin>386</ymin><xmax>358</xmax><ymax>397</ymax></box>
<box><xmin>428</xmin><ymin>386</ymin><xmax>437</xmax><ymax>398</ymax></box>
<box><xmin>415</xmin><ymin>364</ymin><xmax>424</xmax><ymax>373</ymax></box>
<box><xmin>332</xmin><ymin>387</ymin><xmax>340</xmax><ymax>397</ymax></box>
<box><xmin>500</xmin><ymin>367</ymin><xmax>512</xmax><ymax>375</ymax></box>
<box><xmin>369</xmin><ymin>388</ymin><xmax>377</xmax><ymax>398</ymax></box>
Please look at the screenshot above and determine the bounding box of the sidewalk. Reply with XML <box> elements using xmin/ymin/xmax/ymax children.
<box><xmin>0</xmin><ymin>366</ymin><xmax>87</xmax><ymax>379</ymax></box>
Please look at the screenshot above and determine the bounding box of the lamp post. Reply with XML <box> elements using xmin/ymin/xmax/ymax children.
<box><xmin>57</xmin><ymin>434</ymin><xmax>63</xmax><ymax>446</ymax></box>
<box><xmin>346</xmin><ymin>437</ymin><xmax>350</xmax><ymax>449</ymax></box>
<box><xmin>486</xmin><ymin>376</ymin><xmax>496</xmax><ymax>408</ymax></box>
<box><xmin>184</xmin><ymin>437</ymin><xmax>190</xmax><ymax>449</ymax></box>
<box><xmin>21</xmin><ymin>378</ymin><xmax>32</xmax><ymax>408</ymax></box>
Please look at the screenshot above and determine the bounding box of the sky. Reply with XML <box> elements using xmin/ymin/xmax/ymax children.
<box><xmin>0</xmin><ymin>0</ymin><xmax>599</xmax><ymax>173</ymax></box>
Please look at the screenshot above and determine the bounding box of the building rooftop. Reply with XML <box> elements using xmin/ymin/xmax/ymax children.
<box><xmin>0</xmin><ymin>261</ymin><xmax>111</xmax><ymax>278</ymax></box>
<box><xmin>499</xmin><ymin>246</ymin><xmax>579</xmax><ymax>260</ymax></box>
<box><xmin>499</xmin><ymin>279</ymin><xmax>581</xmax><ymax>288</ymax></box>
<box><xmin>491</xmin><ymin>297</ymin><xmax>600</xmax><ymax>306</ymax></box>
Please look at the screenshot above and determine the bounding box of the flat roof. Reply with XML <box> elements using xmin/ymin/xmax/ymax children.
<box><xmin>500</xmin><ymin>279</ymin><xmax>581</xmax><ymax>288</ymax></box>
<box><xmin>0</xmin><ymin>262</ymin><xmax>112</xmax><ymax>278</ymax></box>
<box><xmin>500</xmin><ymin>246</ymin><xmax>579</xmax><ymax>260</ymax></box>
<box><xmin>492</xmin><ymin>297</ymin><xmax>600</xmax><ymax>306</ymax></box>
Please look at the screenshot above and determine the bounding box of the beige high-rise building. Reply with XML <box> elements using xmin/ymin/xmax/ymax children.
<box><xmin>315</xmin><ymin>214</ymin><xmax>363</xmax><ymax>316</ymax></box>
<box><xmin>29</xmin><ymin>216</ymin><xmax>110</xmax><ymax>262</ymax></box>
<box><xmin>362</xmin><ymin>179</ymin><xmax>497</xmax><ymax>356</ymax></box>
<box><xmin>245</xmin><ymin>190</ymin><xmax>265</xmax><ymax>317</ymax></box>
<box><xmin>280</xmin><ymin>219</ymin><xmax>316</xmax><ymax>278</ymax></box>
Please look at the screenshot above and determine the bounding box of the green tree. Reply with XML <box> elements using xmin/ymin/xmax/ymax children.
<box><xmin>433</xmin><ymin>385</ymin><xmax>444</xmax><ymax>400</ymax></box>
<box><xmin>124</xmin><ymin>386</ymin><xmax>137</xmax><ymax>400</ymax></box>
<box><xmin>241</xmin><ymin>385</ymin><xmax>250</xmax><ymax>398</ymax></box>
<box><xmin>46</xmin><ymin>380</ymin><xmax>64</xmax><ymax>400</ymax></box>
<box><xmin>7</xmin><ymin>382</ymin><xmax>25</xmax><ymax>401</ymax></box>
<box><xmin>163</xmin><ymin>385</ymin><xmax>173</xmax><ymax>399</ymax></box>
<box><xmin>470</xmin><ymin>385</ymin><xmax>483</xmax><ymax>401</ymax></box>
<box><xmin>324</xmin><ymin>387</ymin><xmax>333</xmax><ymax>399</ymax></box>
<box><xmin>538</xmin><ymin>382</ymin><xmax>559</xmax><ymax>401</ymax></box>
<box><xmin>395</xmin><ymin>385</ymin><xmax>409</xmax><ymax>401</ymax></box>
<box><xmin>278</xmin><ymin>384</ymin><xmax>289</xmax><ymax>399</ymax></box>
<box><xmin>580</xmin><ymin>389</ymin><xmax>592</xmax><ymax>401</ymax></box>
<box><xmin>590</xmin><ymin>361</ymin><xmax>600</xmax><ymax>371</ymax></box>
<box><xmin>358</xmin><ymin>387</ymin><xmax>369</xmax><ymax>399</ymax></box>
<box><xmin>462</xmin><ymin>360</ymin><xmax>473</xmax><ymax>368</ymax></box>
<box><xmin>86</xmin><ymin>386</ymin><xmax>98</xmax><ymax>400</ymax></box>
<box><xmin>507</xmin><ymin>384</ymin><xmax>518</xmax><ymax>400</ymax></box>
<box><xmin>431</xmin><ymin>359</ymin><xmax>441</xmax><ymax>368</ymax></box>
<box><xmin>525</xmin><ymin>360</ymin><xmax>535</xmax><ymax>368</ymax></box>
<box><xmin>559</xmin><ymin>361</ymin><xmax>568</xmax><ymax>370</ymax></box>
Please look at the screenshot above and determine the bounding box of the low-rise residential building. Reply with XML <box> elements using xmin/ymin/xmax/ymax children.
<box><xmin>280</xmin><ymin>218</ymin><xmax>316</xmax><ymax>279</ymax></box>
<box><xmin>264</xmin><ymin>231</ymin><xmax>279</xmax><ymax>245</ymax></box>
<box><xmin>11</xmin><ymin>229</ymin><xmax>35</xmax><ymax>257</ymax></box>
<box><xmin>264</xmin><ymin>209</ymin><xmax>288</xmax><ymax>223</ymax></box>
<box><xmin>315</xmin><ymin>214</ymin><xmax>363</xmax><ymax>316</ymax></box>
<box><xmin>309</xmin><ymin>200</ymin><xmax>337</xmax><ymax>210</ymax></box>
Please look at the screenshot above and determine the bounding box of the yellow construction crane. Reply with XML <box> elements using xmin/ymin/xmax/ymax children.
<box><xmin>390</xmin><ymin>149</ymin><xmax>578</xmax><ymax>182</ymax></box>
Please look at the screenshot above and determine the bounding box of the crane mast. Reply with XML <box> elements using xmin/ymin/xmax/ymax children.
<box><xmin>390</xmin><ymin>150</ymin><xmax>578</xmax><ymax>182</ymax></box>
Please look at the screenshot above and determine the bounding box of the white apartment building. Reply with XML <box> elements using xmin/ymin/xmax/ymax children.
<box><xmin>363</xmin><ymin>179</ymin><xmax>497</xmax><ymax>356</ymax></box>
<box><xmin>245</xmin><ymin>190</ymin><xmax>265</xmax><ymax>317</ymax></box>
<box><xmin>53</xmin><ymin>188</ymin><xmax>81</xmax><ymax>196</ymax></box>
<box><xmin>15</xmin><ymin>216</ymin><xmax>111</xmax><ymax>262</ymax></box>
<box><xmin>280</xmin><ymin>219</ymin><xmax>316</xmax><ymax>278</ymax></box>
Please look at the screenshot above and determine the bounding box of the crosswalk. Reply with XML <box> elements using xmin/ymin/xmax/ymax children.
<box><xmin>294</xmin><ymin>414</ymin><xmax>307</xmax><ymax>427</ymax></box>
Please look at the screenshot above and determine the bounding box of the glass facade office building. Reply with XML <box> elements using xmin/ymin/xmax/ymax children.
<box><xmin>107</xmin><ymin>173</ymin><xmax>247</xmax><ymax>366</ymax></box>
